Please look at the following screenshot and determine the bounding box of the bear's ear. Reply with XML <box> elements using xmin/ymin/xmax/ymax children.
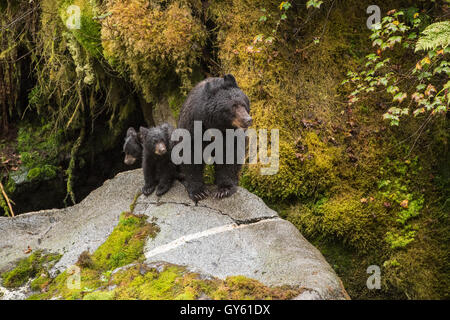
<box><xmin>223</xmin><ymin>74</ymin><xmax>238</xmax><ymax>88</ymax></box>
<box><xmin>138</xmin><ymin>126</ymin><xmax>148</xmax><ymax>140</ymax></box>
<box><xmin>205</xmin><ymin>81</ymin><xmax>219</xmax><ymax>98</ymax></box>
<box><xmin>127</xmin><ymin>127</ymin><xmax>137</xmax><ymax>136</ymax></box>
<box><xmin>205</xmin><ymin>81</ymin><xmax>212</xmax><ymax>94</ymax></box>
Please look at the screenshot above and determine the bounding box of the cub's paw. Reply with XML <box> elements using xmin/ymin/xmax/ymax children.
<box><xmin>142</xmin><ymin>184</ymin><xmax>156</xmax><ymax>196</ymax></box>
<box><xmin>213</xmin><ymin>186</ymin><xmax>237</xmax><ymax>199</ymax></box>
<box><xmin>156</xmin><ymin>183</ymin><xmax>171</xmax><ymax>197</ymax></box>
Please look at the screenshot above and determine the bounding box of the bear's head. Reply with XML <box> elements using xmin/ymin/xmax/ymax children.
<box><xmin>139</xmin><ymin>123</ymin><xmax>173</xmax><ymax>156</ymax></box>
<box><xmin>205</xmin><ymin>74</ymin><xmax>252</xmax><ymax>130</ymax></box>
<box><xmin>123</xmin><ymin>127</ymin><xmax>143</xmax><ymax>165</ymax></box>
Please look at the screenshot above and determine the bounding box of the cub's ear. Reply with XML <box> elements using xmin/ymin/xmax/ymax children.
<box><xmin>127</xmin><ymin>127</ymin><xmax>137</xmax><ymax>136</ymax></box>
<box><xmin>138</xmin><ymin>126</ymin><xmax>148</xmax><ymax>140</ymax></box>
<box><xmin>223</xmin><ymin>74</ymin><xmax>238</xmax><ymax>88</ymax></box>
<box><xmin>136</xmin><ymin>132</ymin><xmax>143</xmax><ymax>144</ymax></box>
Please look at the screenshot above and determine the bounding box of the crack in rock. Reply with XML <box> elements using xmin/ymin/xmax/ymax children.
<box><xmin>142</xmin><ymin>200</ymin><xmax>278</xmax><ymax>226</ymax></box>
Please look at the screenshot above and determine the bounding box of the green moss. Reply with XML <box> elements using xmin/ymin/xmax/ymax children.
<box><xmin>17</xmin><ymin>122</ymin><xmax>63</xmax><ymax>169</ymax></box>
<box><xmin>92</xmin><ymin>264</ymin><xmax>302</xmax><ymax>300</ymax></box>
<box><xmin>287</xmin><ymin>192</ymin><xmax>389</xmax><ymax>252</ymax></box>
<box><xmin>30</xmin><ymin>273</ymin><xmax>51</xmax><ymax>292</ymax></box>
<box><xmin>83</xmin><ymin>291</ymin><xmax>115</xmax><ymax>300</ymax></box>
<box><xmin>59</xmin><ymin>0</ymin><xmax>103</xmax><ymax>58</ymax></box>
<box><xmin>26</xmin><ymin>212</ymin><xmax>299</xmax><ymax>300</ymax></box>
<box><xmin>101</xmin><ymin>0</ymin><xmax>207</xmax><ymax>101</ymax></box>
<box><xmin>129</xmin><ymin>192</ymin><xmax>142</xmax><ymax>213</ymax></box>
<box><xmin>91</xmin><ymin>212</ymin><xmax>160</xmax><ymax>270</ymax></box>
<box><xmin>27</xmin><ymin>165</ymin><xmax>58</xmax><ymax>181</ymax></box>
<box><xmin>241</xmin><ymin>132</ymin><xmax>343</xmax><ymax>201</ymax></box>
<box><xmin>28</xmin><ymin>212</ymin><xmax>159</xmax><ymax>300</ymax></box>
<box><xmin>1</xmin><ymin>251</ymin><xmax>61</xmax><ymax>288</ymax></box>
<box><xmin>167</xmin><ymin>89</ymin><xmax>186</xmax><ymax>120</ymax></box>
<box><xmin>203</xmin><ymin>164</ymin><xmax>215</xmax><ymax>185</ymax></box>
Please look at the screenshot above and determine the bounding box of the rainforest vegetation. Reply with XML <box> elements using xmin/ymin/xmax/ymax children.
<box><xmin>0</xmin><ymin>0</ymin><xmax>448</xmax><ymax>299</ymax></box>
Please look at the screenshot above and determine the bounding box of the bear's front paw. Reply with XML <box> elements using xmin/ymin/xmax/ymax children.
<box><xmin>213</xmin><ymin>186</ymin><xmax>237</xmax><ymax>199</ymax></box>
<box><xmin>142</xmin><ymin>184</ymin><xmax>156</xmax><ymax>196</ymax></box>
<box><xmin>188</xmin><ymin>188</ymin><xmax>209</xmax><ymax>202</ymax></box>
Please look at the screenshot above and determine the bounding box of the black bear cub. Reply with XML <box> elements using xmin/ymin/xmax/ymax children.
<box><xmin>123</xmin><ymin>127</ymin><xmax>142</xmax><ymax>166</ymax></box>
<box><xmin>139</xmin><ymin>123</ymin><xmax>177</xmax><ymax>196</ymax></box>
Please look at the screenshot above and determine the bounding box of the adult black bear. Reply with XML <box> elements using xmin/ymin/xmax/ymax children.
<box><xmin>139</xmin><ymin>123</ymin><xmax>177</xmax><ymax>196</ymax></box>
<box><xmin>177</xmin><ymin>74</ymin><xmax>252</xmax><ymax>201</ymax></box>
<box><xmin>123</xmin><ymin>127</ymin><xmax>142</xmax><ymax>166</ymax></box>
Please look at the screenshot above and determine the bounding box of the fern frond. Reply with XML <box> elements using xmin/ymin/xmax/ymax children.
<box><xmin>415</xmin><ymin>21</ymin><xmax>450</xmax><ymax>52</ymax></box>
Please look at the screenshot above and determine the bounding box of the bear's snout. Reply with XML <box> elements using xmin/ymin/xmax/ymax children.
<box><xmin>242</xmin><ymin>116</ymin><xmax>252</xmax><ymax>128</ymax></box>
<box><xmin>233</xmin><ymin>105</ymin><xmax>252</xmax><ymax>129</ymax></box>
<box><xmin>124</xmin><ymin>154</ymin><xmax>137</xmax><ymax>165</ymax></box>
<box><xmin>155</xmin><ymin>142</ymin><xmax>167</xmax><ymax>155</ymax></box>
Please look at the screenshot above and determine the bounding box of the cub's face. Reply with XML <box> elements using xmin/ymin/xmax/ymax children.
<box><xmin>139</xmin><ymin>125</ymin><xmax>172</xmax><ymax>156</ymax></box>
<box><xmin>123</xmin><ymin>127</ymin><xmax>142</xmax><ymax>165</ymax></box>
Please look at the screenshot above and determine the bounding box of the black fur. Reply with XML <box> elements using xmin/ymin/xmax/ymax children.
<box><xmin>139</xmin><ymin>123</ymin><xmax>177</xmax><ymax>197</ymax></box>
<box><xmin>123</xmin><ymin>127</ymin><xmax>143</xmax><ymax>165</ymax></box>
<box><xmin>177</xmin><ymin>74</ymin><xmax>251</xmax><ymax>201</ymax></box>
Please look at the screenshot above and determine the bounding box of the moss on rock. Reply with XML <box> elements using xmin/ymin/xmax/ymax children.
<box><xmin>28</xmin><ymin>211</ymin><xmax>159</xmax><ymax>300</ymax></box>
<box><xmin>1</xmin><ymin>251</ymin><xmax>61</xmax><ymax>289</ymax></box>
<box><xmin>77</xmin><ymin>263</ymin><xmax>303</xmax><ymax>300</ymax></box>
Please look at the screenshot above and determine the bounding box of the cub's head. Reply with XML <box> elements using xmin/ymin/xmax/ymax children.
<box><xmin>205</xmin><ymin>74</ymin><xmax>252</xmax><ymax>130</ymax></box>
<box><xmin>139</xmin><ymin>123</ymin><xmax>173</xmax><ymax>156</ymax></box>
<box><xmin>123</xmin><ymin>127</ymin><xmax>143</xmax><ymax>165</ymax></box>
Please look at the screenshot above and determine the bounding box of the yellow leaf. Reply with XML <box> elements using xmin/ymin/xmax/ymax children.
<box><xmin>393</xmin><ymin>21</ymin><xmax>399</xmax><ymax>26</ymax></box>
<box><xmin>421</xmin><ymin>56</ymin><xmax>431</xmax><ymax>65</ymax></box>
<box><xmin>400</xmin><ymin>199</ymin><xmax>408</xmax><ymax>209</ymax></box>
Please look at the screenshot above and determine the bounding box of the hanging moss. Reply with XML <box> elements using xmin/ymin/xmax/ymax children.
<box><xmin>58</xmin><ymin>0</ymin><xmax>103</xmax><ymax>58</ymax></box>
<box><xmin>101</xmin><ymin>0</ymin><xmax>207</xmax><ymax>101</ymax></box>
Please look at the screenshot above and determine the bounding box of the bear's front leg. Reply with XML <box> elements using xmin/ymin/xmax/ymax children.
<box><xmin>142</xmin><ymin>156</ymin><xmax>157</xmax><ymax>196</ymax></box>
<box><xmin>181</xmin><ymin>163</ymin><xmax>208</xmax><ymax>202</ymax></box>
<box><xmin>214</xmin><ymin>163</ymin><xmax>241</xmax><ymax>199</ymax></box>
<box><xmin>155</xmin><ymin>162</ymin><xmax>175</xmax><ymax>196</ymax></box>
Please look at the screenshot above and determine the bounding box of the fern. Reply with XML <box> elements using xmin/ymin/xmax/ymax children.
<box><xmin>416</xmin><ymin>21</ymin><xmax>450</xmax><ymax>51</ymax></box>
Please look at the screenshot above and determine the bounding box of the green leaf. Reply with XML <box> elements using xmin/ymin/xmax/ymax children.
<box><xmin>416</xmin><ymin>21</ymin><xmax>450</xmax><ymax>52</ymax></box>
<box><xmin>306</xmin><ymin>0</ymin><xmax>323</xmax><ymax>9</ymax></box>
<box><xmin>373</xmin><ymin>39</ymin><xmax>383</xmax><ymax>47</ymax></box>
<box><xmin>416</xmin><ymin>84</ymin><xmax>426</xmax><ymax>91</ymax></box>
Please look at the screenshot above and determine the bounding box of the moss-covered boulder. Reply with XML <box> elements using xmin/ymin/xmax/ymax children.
<box><xmin>0</xmin><ymin>169</ymin><xmax>348</xmax><ymax>300</ymax></box>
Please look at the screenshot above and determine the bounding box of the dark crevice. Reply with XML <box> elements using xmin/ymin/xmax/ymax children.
<box><xmin>140</xmin><ymin>199</ymin><xmax>279</xmax><ymax>226</ymax></box>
